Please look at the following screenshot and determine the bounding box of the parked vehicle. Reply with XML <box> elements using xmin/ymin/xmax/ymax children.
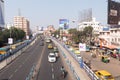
<box><xmin>74</xmin><ymin>50</ymin><xmax>80</xmax><ymax>54</ymax></box>
<box><xmin>95</xmin><ymin>70</ymin><xmax>114</xmax><ymax>80</ymax></box>
<box><xmin>110</xmin><ymin>53</ymin><xmax>118</xmax><ymax>58</ymax></box>
<box><xmin>101</xmin><ymin>56</ymin><xmax>110</xmax><ymax>63</ymax></box>
<box><xmin>86</xmin><ymin>45</ymin><xmax>90</xmax><ymax>52</ymax></box>
<box><xmin>76</xmin><ymin>54</ymin><xmax>81</xmax><ymax>61</ymax></box>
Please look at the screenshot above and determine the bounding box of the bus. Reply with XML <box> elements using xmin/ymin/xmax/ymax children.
<box><xmin>0</xmin><ymin>46</ymin><xmax>10</xmax><ymax>55</ymax></box>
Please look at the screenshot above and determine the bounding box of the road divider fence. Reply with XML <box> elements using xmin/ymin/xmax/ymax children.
<box><xmin>52</xmin><ymin>38</ymin><xmax>81</xmax><ymax>80</ymax></box>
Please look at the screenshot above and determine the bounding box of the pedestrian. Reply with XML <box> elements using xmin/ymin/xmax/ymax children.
<box><xmin>107</xmin><ymin>57</ymin><xmax>110</xmax><ymax>63</ymax></box>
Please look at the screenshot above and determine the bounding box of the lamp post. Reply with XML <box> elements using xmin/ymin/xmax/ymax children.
<box><xmin>8</xmin><ymin>24</ymin><xmax>13</xmax><ymax>53</ymax></box>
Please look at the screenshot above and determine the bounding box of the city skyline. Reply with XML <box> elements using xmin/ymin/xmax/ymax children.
<box><xmin>5</xmin><ymin>0</ymin><xmax>108</xmax><ymax>30</ymax></box>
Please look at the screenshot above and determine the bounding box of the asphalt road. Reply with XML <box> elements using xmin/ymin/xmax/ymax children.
<box><xmin>0</xmin><ymin>37</ymin><xmax>44</xmax><ymax>80</ymax></box>
<box><xmin>36</xmin><ymin>42</ymin><xmax>71</xmax><ymax>80</ymax></box>
<box><xmin>0</xmin><ymin>37</ymin><xmax>72</xmax><ymax>80</ymax></box>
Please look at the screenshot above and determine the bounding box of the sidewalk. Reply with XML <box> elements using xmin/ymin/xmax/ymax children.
<box><xmin>53</xmin><ymin>39</ymin><xmax>91</xmax><ymax>80</ymax></box>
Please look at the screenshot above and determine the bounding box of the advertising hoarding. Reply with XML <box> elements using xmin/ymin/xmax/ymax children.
<box><xmin>108</xmin><ymin>0</ymin><xmax>120</xmax><ymax>25</ymax></box>
<box><xmin>59</xmin><ymin>19</ymin><xmax>69</xmax><ymax>29</ymax></box>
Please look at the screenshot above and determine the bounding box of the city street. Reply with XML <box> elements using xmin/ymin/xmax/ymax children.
<box><xmin>81</xmin><ymin>51</ymin><xmax>120</xmax><ymax>78</ymax></box>
<box><xmin>0</xmin><ymin>37</ymin><xmax>73</xmax><ymax>80</ymax></box>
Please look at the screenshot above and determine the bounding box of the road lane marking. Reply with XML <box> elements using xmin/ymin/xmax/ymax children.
<box><xmin>51</xmin><ymin>63</ymin><xmax>53</xmax><ymax>67</ymax></box>
<box><xmin>52</xmin><ymin>73</ymin><xmax>54</xmax><ymax>80</ymax></box>
<box><xmin>35</xmin><ymin>42</ymin><xmax>46</xmax><ymax>79</ymax></box>
<box><xmin>19</xmin><ymin>65</ymin><xmax>22</xmax><ymax>68</ymax></box>
<box><xmin>9</xmin><ymin>74</ymin><xmax>13</xmax><ymax>79</ymax></box>
<box><xmin>52</xmin><ymin>68</ymin><xmax>54</xmax><ymax>72</ymax></box>
<box><xmin>14</xmin><ymin>69</ymin><xmax>18</xmax><ymax>73</ymax></box>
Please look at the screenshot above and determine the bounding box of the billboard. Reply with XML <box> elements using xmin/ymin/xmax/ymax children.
<box><xmin>108</xmin><ymin>0</ymin><xmax>120</xmax><ymax>25</ymax></box>
<box><xmin>59</xmin><ymin>19</ymin><xmax>69</xmax><ymax>29</ymax></box>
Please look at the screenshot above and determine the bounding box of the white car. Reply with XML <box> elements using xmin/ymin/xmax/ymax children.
<box><xmin>48</xmin><ymin>53</ymin><xmax>56</xmax><ymax>62</ymax></box>
<box><xmin>76</xmin><ymin>54</ymin><xmax>82</xmax><ymax>61</ymax></box>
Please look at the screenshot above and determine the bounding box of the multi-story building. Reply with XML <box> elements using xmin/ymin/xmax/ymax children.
<box><xmin>0</xmin><ymin>0</ymin><xmax>5</xmax><ymax>29</ymax></box>
<box><xmin>44</xmin><ymin>25</ymin><xmax>55</xmax><ymax>36</ymax></box>
<box><xmin>98</xmin><ymin>25</ymin><xmax>120</xmax><ymax>49</ymax></box>
<box><xmin>14</xmin><ymin>16</ymin><xmax>30</xmax><ymax>37</ymax></box>
<box><xmin>78</xmin><ymin>18</ymin><xmax>103</xmax><ymax>34</ymax></box>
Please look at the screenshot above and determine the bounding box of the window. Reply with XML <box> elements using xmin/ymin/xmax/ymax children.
<box><xmin>118</xmin><ymin>38</ymin><xmax>120</xmax><ymax>42</ymax></box>
<box><xmin>115</xmin><ymin>38</ymin><xmax>117</xmax><ymax>42</ymax></box>
<box><xmin>112</xmin><ymin>38</ymin><xmax>114</xmax><ymax>42</ymax></box>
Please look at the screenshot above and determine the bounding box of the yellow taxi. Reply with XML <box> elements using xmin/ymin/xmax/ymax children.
<box><xmin>48</xmin><ymin>44</ymin><xmax>53</xmax><ymax>49</ymax></box>
<box><xmin>65</xmin><ymin>41</ymin><xmax>69</xmax><ymax>45</ymax></box>
<box><xmin>73</xmin><ymin>47</ymin><xmax>80</xmax><ymax>54</ymax></box>
<box><xmin>74</xmin><ymin>50</ymin><xmax>80</xmax><ymax>54</ymax></box>
<box><xmin>95</xmin><ymin>70</ymin><xmax>114</xmax><ymax>80</ymax></box>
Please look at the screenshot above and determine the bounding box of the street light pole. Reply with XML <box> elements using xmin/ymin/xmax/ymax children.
<box><xmin>10</xmin><ymin>27</ymin><xmax>12</xmax><ymax>53</ymax></box>
<box><xmin>9</xmin><ymin>24</ymin><xmax>13</xmax><ymax>53</ymax></box>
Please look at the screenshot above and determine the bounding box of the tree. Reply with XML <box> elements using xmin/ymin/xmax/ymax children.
<box><xmin>9</xmin><ymin>27</ymin><xmax>26</xmax><ymax>42</ymax></box>
<box><xmin>83</xmin><ymin>26</ymin><xmax>93</xmax><ymax>44</ymax></box>
<box><xmin>68</xmin><ymin>28</ymin><xmax>77</xmax><ymax>34</ymax></box>
<box><xmin>0</xmin><ymin>27</ymin><xmax>26</xmax><ymax>46</ymax></box>
<box><xmin>68</xmin><ymin>28</ymin><xmax>80</xmax><ymax>44</ymax></box>
<box><xmin>83</xmin><ymin>26</ymin><xmax>93</xmax><ymax>37</ymax></box>
<box><xmin>52</xmin><ymin>29</ymin><xmax>60</xmax><ymax>38</ymax></box>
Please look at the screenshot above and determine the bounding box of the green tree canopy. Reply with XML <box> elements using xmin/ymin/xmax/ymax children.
<box><xmin>0</xmin><ymin>27</ymin><xmax>26</xmax><ymax>46</ymax></box>
<box><xmin>83</xmin><ymin>26</ymin><xmax>93</xmax><ymax>37</ymax></box>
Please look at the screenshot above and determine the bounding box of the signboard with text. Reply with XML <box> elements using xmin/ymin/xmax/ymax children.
<box><xmin>79</xmin><ymin>43</ymin><xmax>86</xmax><ymax>51</ymax></box>
<box><xmin>8</xmin><ymin>38</ymin><xmax>13</xmax><ymax>44</ymax></box>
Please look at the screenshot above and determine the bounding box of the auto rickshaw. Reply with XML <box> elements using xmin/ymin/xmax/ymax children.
<box><xmin>101</xmin><ymin>56</ymin><xmax>110</xmax><ymax>63</ymax></box>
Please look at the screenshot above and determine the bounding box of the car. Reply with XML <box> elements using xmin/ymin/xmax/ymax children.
<box><xmin>95</xmin><ymin>70</ymin><xmax>114</xmax><ymax>80</ymax></box>
<box><xmin>76</xmin><ymin>54</ymin><xmax>81</xmax><ymax>61</ymax></box>
<box><xmin>53</xmin><ymin>46</ymin><xmax>59</xmax><ymax>52</ymax></box>
<box><xmin>65</xmin><ymin>41</ymin><xmax>70</xmax><ymax>45</ymax></box>
<box><xmin>74</xmin><ymin>50</ymin><xmax>80</xmax><ymax>54</ymax></box>
<box><xmin>46</xmin><ymin>38</ymin><xmax>51</xmax><ymax>43</ymax></box>
<box><xmin>48</xmin><ymin>53</ymin><xmax>56</xmax><ymax>62</ymax></box>
<box><xmin>48</xmin><ymin>44</ymin><xmax>53</xmax><ymax>49</ymax></box>
<box><xmin>68</xmin><ymin>47</ymin><xmax>73</xmax><ymax>51</ymax></box>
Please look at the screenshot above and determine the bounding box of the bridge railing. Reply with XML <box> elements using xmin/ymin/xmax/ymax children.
<box><xmin>52</xmin><ymin>37</ymin><xmax>99</xmax><ymax>80</ymax></box>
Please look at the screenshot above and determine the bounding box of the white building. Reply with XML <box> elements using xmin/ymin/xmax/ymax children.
<box><xmin>78</xmin><ymin>18</ymin><xmax>103</xmax><ymax>34</ymax></box>
<box><xmin>99</xmin><ymin>25</ymin><xmax>120</xmax><ymax>48</ymax></box>
<box><xmin>5</xmin><ymin>23</ymin><xmax>14</xmax><ymax>29</ymax></box>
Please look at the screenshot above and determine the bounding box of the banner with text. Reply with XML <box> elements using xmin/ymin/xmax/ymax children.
<box><xmin>79</xmin><ymin>43</ymin><xmax>86</xmax><ymax>51</ymax></box>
